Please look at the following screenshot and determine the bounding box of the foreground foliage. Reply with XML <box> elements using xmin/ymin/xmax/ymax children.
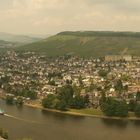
<box><xmin>0</xmin><ymin>128</ymin><xmax>8</xmax><ymax>139</ymax></box>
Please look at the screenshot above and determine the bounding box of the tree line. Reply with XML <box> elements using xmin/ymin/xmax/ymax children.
<box><xmin>100</xmin><ymin>91</ymin><xmax>140</xmax><ymax>117</ymax></box>
<box><xmin>42</xmin><ymin>85</ymin><xmax>89</xmax><ymax>111</ymax></box>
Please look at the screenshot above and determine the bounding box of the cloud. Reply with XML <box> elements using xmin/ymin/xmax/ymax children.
<box><xmin>0</xmin><ymin>0</ymin><xmax>140</xmax><ymax>34</ymax></box>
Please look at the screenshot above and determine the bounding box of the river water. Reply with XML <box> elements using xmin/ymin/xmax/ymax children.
<box><xmin>0</xmin><ymin>99</ymin><xmax>140</xmax><ymax>140</ymax></box>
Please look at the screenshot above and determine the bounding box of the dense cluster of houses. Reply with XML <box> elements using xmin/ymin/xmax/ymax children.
<box><xmin>0</xmin><ymin>51</ymin><xmax>140</xmax><ymax>107</ymax></box>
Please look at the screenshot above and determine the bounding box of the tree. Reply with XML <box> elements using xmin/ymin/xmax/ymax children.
<box><xmin>101</xmin><ymin>98</ymin><xmax>117</xmax><ymax>116</ymax></box>
<box><xmin>73</xmin><ymin>84</ymin><xmax>81</xmax><ymax>96</ymax></box>
<box><xmin>71</xmin><ymin>95</ymin><xmax>86</xmax><ymax>109</ymax></box>
<box><xmin>115</xmin><ymin>79</ymin><xmax>123</xmax><ymax>94</ymax></box>
<box><xmin>98</xmin><ymin>69</ymin><xmax>108</xmax><ymax>77</ymax></box>
<box><xmin>25</xmin><ymin>90</ymin><xmax>37</xmax><ymax>100</ymax></box>
<box><xmin>6</xmin><ymin>95</ymin><xmax>14</xmax><ymax>104</ymax></box>
<box><xmin>78</xmin><ymin>75</ymin><xmax>83</xmax><ymax>87</ymax></box>
<box><xmin>56</xmin><ymin>100</ymin><xmax>67</xmax><ymax>111</ymax></box>
<box><xmin>57</xmin><ymin>85</ymin><xmax>74</xmax><ymax>106</ymax></box>
<box><xmin>128</xmin><ymin>100</ymin><xmax>136</xmax><ymax>112</ymax></box>
<box><xmin>0</xmin><ymin>129</ymin><xmax>9</xmax><ymax>139</ymax></box>
<box><xmin>42</xmin><ymin>94</ymin><xmax>56</xmax><ymax>108</ymax></box>
<box><xmin>66</xmin><ymin>79</ymin><xmax>72</xmax><ymax>85</ymax></box>
<box><xmin>123</xmin><ymin>85</ymin><xmax>128</xmax><ymax>92</ymax></box>
<box><xmin>135</xmin><ymin>104</ymin><xmax>140</xmax><ymax>117</ymax></box>
<box><xmin>100</xmin><ymin>92</ymin><xmax>106</xmax><ymax>106</ymax></box>
<box><xmin>101</xmin><ymin>97</ymin><xmax>128</xmax><ymax>117</ymax></box>
<box><xmin>16</xmin><ymin>88</ymin><xmax>38</xmax><ymax>100</ymax></box>
<box><xmin>84</xmin><ymin>94</ymin><xmax>90</xmax><ymax>106</ymax></box>
<box><xmin>136</xmin><ymin>91</ymin><xmax>140</xmax><ymax>101</ymax></box>
<box><xmin>48</xmin><ymin>80</ymin><xmax>55</xmax><ymax>86</ymax></box>
<box><xmin>115</xmin><ymin>101</ymin><xmax>128</xmax><ymax>117</ymax></box>
<box><xmin>16</xmin><ymin>97</ymin><xmax>23</xmax><ymax>106</ymax></box>
<box><xmin>2</xmin><ymin>131</ymin><xmax>8</xmax><ymax>139</ymax></box>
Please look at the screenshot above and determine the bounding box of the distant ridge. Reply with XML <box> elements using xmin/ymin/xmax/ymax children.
<box><xmin>0</xmin><ymin>32</ymin><xmax>41</xmax><ymax>44</ymax></box>
<box><xmin>57</xmin><ymin>31</ymin><xmax>140</xmax><ymax>37</ymax></box>
<box><xmin>0</xmin><ymin>40</ymin><xmax>19</xmax><ymax>48</ymax></box>
<box><xmin>14</xmin><ymin>31</ymin><xmax>140</xmax><ymax>57</ymax></box>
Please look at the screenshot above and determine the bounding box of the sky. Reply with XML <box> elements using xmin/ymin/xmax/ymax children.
<box><xmin>0</xmin><ymin>0</ymin><xmax>140</xmax><ymax>35</ymax></box>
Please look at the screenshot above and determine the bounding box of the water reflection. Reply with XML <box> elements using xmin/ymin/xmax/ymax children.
<box><xmin>41</xmin><ymin>109</ymin><xmax>85</xmax><ymax>122</ymax></box>
<box><xmin>16</xmin><ymin>105</ymin><xmax>23</xmax><ymax>111</ymax></box>
<box><xmin>101</xmin><ymin>118</ymin><xmax>128</xmax><ymax>129</ymax></box>
<box><xmin>131</xmin><ymin>120</ymin><xmax>140</xmax><ymax>128</ymax></box>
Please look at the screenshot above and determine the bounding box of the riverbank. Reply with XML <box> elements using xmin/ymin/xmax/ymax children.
<box><xmin>24</xmin><ymin>103</ymin><xmax>140</xmax><ymax>121</ymax></box>
<box><xmin>1</xmin><ymin>95</ymin><xmax>140</xmax><ymax>121</ymax></box>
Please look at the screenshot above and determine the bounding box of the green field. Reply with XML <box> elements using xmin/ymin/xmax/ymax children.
<box><xmin>10</xmin><ymin>31</ymin><xmax>140</xmax><ymax>57</ymax></box>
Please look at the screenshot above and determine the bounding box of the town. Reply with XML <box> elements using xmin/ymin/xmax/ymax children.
<box><xmin>0</xmin><ymin>51</ymin><xmax>140</xmax><ymax>117</ymax></box>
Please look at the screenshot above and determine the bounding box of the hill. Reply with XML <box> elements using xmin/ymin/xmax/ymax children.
<box><xmin>0</xmin><ymin>40</ymin><xmax>21</xmax><ymax>54</ymax></box>
<box><xmin>15</xmin><ymin>31</ymin><xmax>140</xmax><ymax>57</ymax></box>
<box><xmin>0</xmin><ymin>32</ymin><xmax>41</xmax><ymax>44</ymax></box>
<box><xmin>0</xmin><ymin>40</ymin><xmax>20</xmax><ymax>48</ymax></box>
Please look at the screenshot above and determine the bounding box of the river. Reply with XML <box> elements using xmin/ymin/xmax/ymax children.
<box><xmin>0</xmin><ymin>99</ymin><xmax>140</xmax><ymax>140</ymax></box>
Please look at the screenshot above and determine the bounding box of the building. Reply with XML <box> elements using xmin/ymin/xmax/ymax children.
<box><xmin>105</xmin><ymin>55</ymin><xmax>132</xmax><ymax>62</ymax></box>
<box><xmin>122</xmin><ymin>55</ymin><xmax>132</xmax><ymax>61</ymax></box>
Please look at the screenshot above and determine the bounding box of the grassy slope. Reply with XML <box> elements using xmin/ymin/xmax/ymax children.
<box><xmin>15</xmin><ymin>31</ymin><xmax>140</xmax><ymax>57</ymax></box>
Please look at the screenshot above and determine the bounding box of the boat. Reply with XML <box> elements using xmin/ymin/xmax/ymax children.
<box><xmin>0</xmin><ymin>109</ymin><xmax>5</xmax><ymax>115</ymax></box>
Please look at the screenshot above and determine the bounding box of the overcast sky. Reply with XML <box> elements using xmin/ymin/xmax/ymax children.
<box><xmin>0</xmin><ymin>0</ymin><xmax>140</xmax><ymax>35</ymax></box>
